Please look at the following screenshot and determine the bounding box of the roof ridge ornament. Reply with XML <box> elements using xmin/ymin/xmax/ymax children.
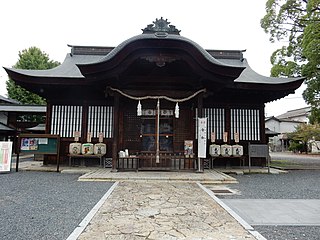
<box><xmin>142</xmin><ymin>17</ymin><xmax>181</xmax><ymax>35</ymax></box>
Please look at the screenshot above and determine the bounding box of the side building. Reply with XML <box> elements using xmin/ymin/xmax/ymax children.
<box><xmin>266</xmin><ymin>106</ymin><xmax>311</xmax><ymax>152</ymax></box>
<box><xmin>0</xmin><ymin>95</ymin><xmax>46</xmax><ymax>141</ymax></box>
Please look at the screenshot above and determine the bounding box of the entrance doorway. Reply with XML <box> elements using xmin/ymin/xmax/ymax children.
<box><xmin>141</xmin><ymin>114</ymin><xmax>173</xmax><ymax>152</ymax></box>
<box><xmin>121</xmin><ymin>101</ymin><xmax>196</xmax><ymax>170</ymax></box>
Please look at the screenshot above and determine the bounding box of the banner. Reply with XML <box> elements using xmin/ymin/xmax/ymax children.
<box><xmin>197</xmin><ymin>118</ymin><xmax>207</xmax><ymax>158</ymax></box>
<box><xmin>0</xmin><ymin>142</ymin><xmax>13</xmax><ymax>173</ymax></box>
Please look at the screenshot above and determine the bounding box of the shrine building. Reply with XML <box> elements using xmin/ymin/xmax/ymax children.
<box><xmin>4</xmin><ymin>18</ymin><xmax>304</xmax><ymax>170</ymax></box>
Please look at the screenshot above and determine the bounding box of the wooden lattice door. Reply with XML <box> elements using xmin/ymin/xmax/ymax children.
<box><xmin>122</xmin><ymin>110</ymin><xmax>141</xmax><ymax>155</ymax></box>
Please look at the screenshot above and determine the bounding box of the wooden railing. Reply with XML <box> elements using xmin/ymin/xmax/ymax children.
<box><xmin>117</xmin><ymin>153</ymin><xmax>198</xmax><ymax>171</ymax></box>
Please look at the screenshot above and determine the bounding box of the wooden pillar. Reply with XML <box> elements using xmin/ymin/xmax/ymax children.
<box><xmin>197</xmin><ymin>93</ymin><xmax>204</xmax><ymax>171</ymax></box>
<box><xmin>112</xmin><ymin>93</ymin><xmax>120</xmax><ymax>171</ymax></box>
<box><xmin>260</xmin><ymin>104</ymin><xmax>266</xmax><ymax>144</ymax></box>
<box><xmin>43</xmin><ymin>101</ymin><xmax>52</xmax><ymax>165</ymax></box>
<box><xmin>81</xmin><ymin>101</ymin><xmax>88</xmax><ymax>142</ymax></box>
<box><xmin>45</xmin><ymin>101</ymin><xmax>52</xmax><ymax>134</ymax></box>
<box><xmin>197</xmin><ymin>93</ymin><xmax>204</xmax><ymax>118</ymax></box>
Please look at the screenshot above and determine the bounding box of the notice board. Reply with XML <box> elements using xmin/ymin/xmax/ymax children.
<box><xmin>19</xmin><ymin>135</ymin><xmax>59</xmax><ymax>154</ymax></box>
<box><xmin>17</xmin><ymin>134</ymin><xmax>60</xmax><ymax>172</ymax></box>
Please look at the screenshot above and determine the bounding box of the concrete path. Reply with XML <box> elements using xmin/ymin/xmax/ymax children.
<box><xmin>75</xmin><ymin>182</ymin><xmax>258</xmax><ymax>240</ymax></box>
<box><xmin>222</xmin><ymin>199</ymin><xmax>320</xmax><ymax>226</ymax></box>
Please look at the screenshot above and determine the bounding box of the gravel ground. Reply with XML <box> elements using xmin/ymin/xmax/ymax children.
<box><xmin>221</xmin><ymin>170</ymin><xmax>320</xmax><ymax>240</ymax></box>
<box><xmin>0</xmin><ymin>171</ymin><xmax>113</xmax><ymax>240</ymax></box>
<box><xmin>270</xmin><ymin>152</ymin><xmax>320</xmax><ymax>169</ymax></box>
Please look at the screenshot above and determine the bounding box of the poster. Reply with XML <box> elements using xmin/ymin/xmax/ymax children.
<box><xmin>20</xmin><ymin>138</ymin><xmax>38</xmax><ymax>151</ymax></box>
<box><xmin>38</xmin><ymin>138</ymin><xmax>48</xmax><ymax>145</ymax></box>
<box><xmin>0</xmin><ymin>142</ymin><xmax>13</xmax><ymax>172</ymax></box>
<box><xmin>198</xmin><ymin>117</ymin><xmax>207</xmax><ymax>158</ymax></box>
<box><xmin>184</xmin><ymin>140</ymin><xmax>193</xmax><ymax>157</ymax></box>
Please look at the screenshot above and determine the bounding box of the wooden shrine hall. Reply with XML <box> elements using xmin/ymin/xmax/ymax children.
<box><xmin>5</xmin><ymin>18</ymin><xmax>304</xmax><ymax>171</ymax></box>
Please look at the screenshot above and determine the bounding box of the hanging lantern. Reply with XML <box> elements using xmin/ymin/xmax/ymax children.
<box><xmin>175</xmin><ymin>102</ymin><xmax>179</xmax><ymax>118</ymax></box>
<box><xmin>137</xmin><ymin>100</ymin><xmax>142</xmax><ymax>116</ymax></box>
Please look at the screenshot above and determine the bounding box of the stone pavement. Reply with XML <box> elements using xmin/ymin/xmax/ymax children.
<box><xmin>13</xmin><ymin>159</ymin><xmax>280</xmax><ymax>239</ymax></box>
<box><xmin>222</xmin><ymin>199</ymin><xmax>320</xmax><ymax>226</ymax></box>
<box><xmin>77</xmin><ymin>169</ymin><xmax>238</xmax><ymax>184</ymax></box>
<box><xmin>75</xmin><ymin>181</ymin><xmax>260</xmax><ymax>240</ymax></box>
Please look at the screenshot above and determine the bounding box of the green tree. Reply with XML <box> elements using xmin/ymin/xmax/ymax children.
<box><xmin>288</xmin><ymin>123</ymin><xmax>320</xmax><ymax>153</ymax></box>
<box><xmin>261</xmin><ymin>0</ymin><xmax>320</xmax><ymax>123</ymax></box>
<box><xmin>6</xmin><ymin>47</ymin><xmax>60</xmax><ymax>104</ymax></box>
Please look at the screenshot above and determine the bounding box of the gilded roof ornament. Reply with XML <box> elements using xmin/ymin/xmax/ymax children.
<box><xmin>142</xmin><ymin>17</ymin><xmax>181</xmax><ymax>35</ymax></box>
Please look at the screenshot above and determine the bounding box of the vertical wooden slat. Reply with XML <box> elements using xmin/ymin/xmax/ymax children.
<box><xmin>257</xmin><ymin>109</ymin><xmax>261</xmax><ymax>141</ymax></box>
<box><xmin>106</xmin><ymin>106</ymin><xmax>109</xmax><ymax>138</ymax></box>
<box><xmin>111</xmin><ymin>106</ymin><xmax>114</xmax><ymax>138</ymax></box>
<box><xmin>216</xmin><ymin>108</ymin><xmax>220</xmax><ymax>139</ymax></box>
<box><xmin>57</xmin><ymin>105</ymin><xmax>61</xmax><ymax>137</ymax></box>
<box><xmin>51</xmin><ymin>105</ymin><xmax>55</xmax><ymax>135</ymax></box>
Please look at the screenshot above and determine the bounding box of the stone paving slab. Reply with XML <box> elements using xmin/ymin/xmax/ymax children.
<box><xmin>77</xmin><ymin>169</ymin><xmax>238</xmax><ymax>184</ymax></box>
<box><xmin>77</xmin><ymin>182</ymin><xmax>256</xmax><ymax>240</ymax></box>
<box><xmin>222</xmin><ymin>199</ymin><xmax>320</xmax><ymax>226</ymax></box>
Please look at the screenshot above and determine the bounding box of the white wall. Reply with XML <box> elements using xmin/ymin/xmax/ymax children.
<box><xmin>265</xmin><ymin>119</ymin><xmax>280</xmax><ymax>133</ymax></box>
<box><xmin>279</xmin><ymin>121</ymin><xmax>300</xmax><ymax>133</ymax></box>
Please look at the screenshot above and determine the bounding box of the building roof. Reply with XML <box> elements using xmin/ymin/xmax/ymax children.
<box><xmin>4</xmin><ymin>43</ymin><xmax>302</xmax><ymax>85</ymax></box>
<box><xmin>265</xmin><ymin>116</ymin><xmax>305</xmax><ymax>124</ymax></box>
<box><xmin>0</xmin><ymin>122</ymin><xmax>15</xmax><ymax>132</ymax></box>
<box><xmin>265</xmin><ymin>128</ymin><xmax>279</xmax><ymax>136</ymax></box>
<box><xmin>3</xmin><ymin>18</ymin><xmax>304</xmax><ymax>103</ymax></box>
<box><xmin>0</xmin><ymin>95</ymin><xmax>20</xmax><ymax>104</ymax></box>
<box><xmin>26</xmin><ymin>123</ymin><xmax>45</xmax><ymax>131</ymax></box>
<box><xmin>276</xmin><ymin>106</ymin><xmax>311</xmax><ymax>120</ymax></box>
<box><xmin>0</xmin><ymin>104</ymin><xmax>46</xmax><ymax>113</ymax></box>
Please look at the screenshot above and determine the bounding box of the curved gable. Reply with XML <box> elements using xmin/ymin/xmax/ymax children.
<box><xmin>76</xmin><ymin>33</ymin><xmax>245</xmax><ymax>89</ymax></box>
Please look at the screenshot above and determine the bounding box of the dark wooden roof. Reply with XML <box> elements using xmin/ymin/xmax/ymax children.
<box><xmin>0</xmin><ymin>122</ymin><xmax>15</xmax><ymax>132</ymax></box>
<box><xmin>0</xmin><ymin>95</ymin><xmax>20</xmax><ymax>104</ymax></box>
<box><xmin>0</xmin><ymin>104</ymin><xmax>46</xmax><ymax>113</ymax></box>
<box><xmin>4</xmin><ymin>19</ymin><xmax>304</xmax><ymax>103</ymax></box>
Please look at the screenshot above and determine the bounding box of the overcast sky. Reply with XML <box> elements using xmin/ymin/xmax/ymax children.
<box><xmin>0</xmin><ymin>0</ymin><xmax>308</xmax><ymax>116</ymax></box>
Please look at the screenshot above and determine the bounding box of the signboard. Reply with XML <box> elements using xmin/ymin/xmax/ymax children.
<box><xmin>248</xmin><ymin>143</ymin><xmax>269</xmax><ymax>173</ymax></box>
<box><xmin>234</xmin><ymin>132</ymin><xmax>240</xmax><ymax>143</ymax></box>
<box><xmin>98</xmin><ymin>132</ymin><xmax>104</xmax><ymax>143</ymax></box>
<box><xmin>0</xmin><ymin>142</ymin><xmax>13</xmax><ymax>173</ymax></box>
<box><xmin>74</xmin><ymin>131</ymin><xmax>80</xmax><ymax>142</ymax></box>
<box><xmin>249</xmin><ymin>144</ymin><xmax>269</xmax><ymax>157</ymax></box>
<box><xmin>223</xmin><ymin>132</ymin><xmax>228</xmax><ymax>143</ymax></box>
<box><xmin>87</xmin><ymin>132</ymin><xmax>92</xmax><ymax>143</ymax></box>
<box><xmin>211</xmin><ymin>132</ymin><xmax>215</xmax><ymax>143</ymax></box>
<box><xmin>197</xmin><ymin>118</ymin><xmax>207</xmax><ymax>158</ymax></box>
